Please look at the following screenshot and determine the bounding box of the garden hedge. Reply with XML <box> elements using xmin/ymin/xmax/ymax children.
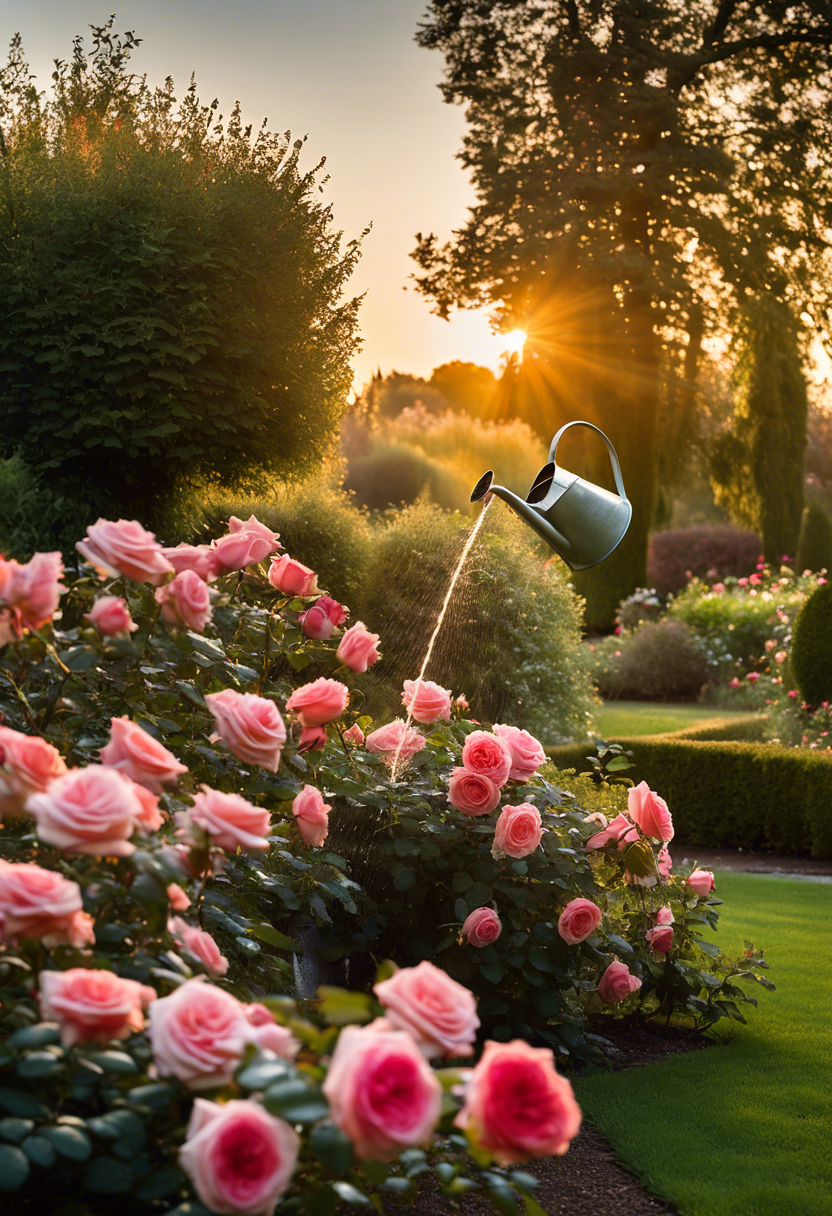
<box><xmin>548</xmin><ymin>736</ymin><xmax>832</xmax><ymax>858</ymax></box>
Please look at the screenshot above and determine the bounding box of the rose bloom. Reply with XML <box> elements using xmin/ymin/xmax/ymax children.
<box><xmin>657</xmin><ymin>844</ymin><xmax>673</xmax><ymax>881</ymax></box>
<box><xmin>374</xmin><ymin>961</ymin><xmax>480</xmax><ymax>1059</ymax></box>
<box><xmin>28</xmin><ymin>765</ymin><xmax>144</xmax><ymax>857</ymax></box>
<box><xmin>148</xmin><ymin>978</ymin><xmax>251</xmax><ymax>1090</ymax></box>
<box><xmin>0</xmin><ymin>726</ymin><xmax>67</xmax><ymax>817</ymax></box>
<box><xmin>205</xmin><ymin>689</ymin><xmax>286</xmax><ymax>772</ymax></box>
<box><xmin>268</xmin><ymin>554</ymin><xmax>319</xmax><ymax>597</ymax></box>
<box><xmin>687</xmin><ymin>869</ymin><xmax>716</xmax><ymax>898</ymax></box>
<box><xmin>557</xmin><ymin>898</ymin><xmax>603</xmax><ymax>945</ymax></box>
<box><xmin>460</xmin><ymin>907</ymin><xmax>502</xmax><ymax>948</ymax></box>
<box><xmin>447</xmin><ymin>767</ymin><xmax>501</xmax><ymax>817</ymax></box>
<box><xmin>323</xmin><ymin>1024</ymin><xmax>442</xmax><ymax>1161</ymax></box>
<box><xmin>455</xmin><ymin>1039</ymin><xmax>581</xmax><ymax>1165</ymax></box>
<box><xmin>167</xmin><ymin>883</ymin><xmax>191</xmax><ymax>911</ymax></box>
<box><xmin>0</xmin><ymin>860</ymin><xmax>94</xmax><ymax>948</ymax></box>
<box><xmin>365</xmin><ymin>719</ymin><xmax>426</xmax><ymax>765</ymax></box>
<box><xmin>492</xmin><ymin>804</ymin><xmax>544</xmax><ymax>860</ymax></box>
<box><xmin>461</xmin><ymin>731</ymin><xmax>513</xmax><ymax>788</ymax></box>
<box><xmin>180</xmin><ymin>1098</ymin><xmax>299</xmax><ymax>1216</ymax></box>
<box><xmin>155</xmin><ymin>570</ymin><xmax>213</xmax><ymax>633</ymax></box>
<box><xmin>292</xmin><ymin>785</ymin><xmax>330</xmax><ymax>848</ymax></box>
<box><xmin>130</xmin><ymin>780</ymin><xmax>164</xmax><ymax>833</ymax></box>
<box><xmin>342</xmin><ymin>723</ymin><xmax>365</xmax><ymax>746</ymax></box>
<box><xmin>243</xmin><ymin>1004</ymin><xmax>300</xmax><ymax>1060</ymax></box>
<box><xmin>39</xmin><ymin>968</ymin><xmax>156</xmax><ymax>1047</ymax></box>
<box><xmin>585</xmin><ymin>812</ymin><xmax>639</xmax><ymax>851</ymax></box>
<box><xmin>76</xmin><ymin>518</ymin><xmax>175</xmax><ymax>585</ymax></box>
<box><xmin>337</xmin><ymin>621</ymin><xmax>381</xmax><ymax>673</ymax></box>
<box><xmin>627</xmin><ymin>781</ymin><xmax>674</xmax><ymax>842</ymax></box>
<box><xmin>401</xmin><ymin>679</ymin><xmax>452</xmax><ymax>725</ymax></box>
<box><xmin>298</xmin><ymin>724</ymin><xmax>328</xmax><ymax>752</ymax></box>
<box><xmin>299</xmin><ymin>596</ymin><xmax>348</xmax><ymax>640</ymax></box>
<box><xmin>285</xmin><ymin>678</ymin><xmax>349</xmax><ymax>728</ymax></box>
<box><xmin>0</xmin><ymin>551</ymin><xmax>66</xmax><ymax>630</ymax></box>
<box><xmin>84</xmin><ymin>595</ymin><xmax>138</xmax><ymax>637</ymax></box>
<box><xmin>186</xmin><ymin>785</ymin><xmax>271</xmax><ymax>853</ymax></box>
<box><xmin>169</xmin><ymin>916</ymin><xmax>229</xmax><ymax>977</ymax></box>
<box><xmin>598</xmin><ymin>961</ymin><xmax>642</xmax><ymax>1005</ymax></box>
<box><xmin>210</xmin><ymin>516</ymin><xmax>281</xmax><ymax>574</ymax></box>
<box><xmin>100</xmin><ymin>717</ymin><xmax>188</xmax><ymax>793</ymax></box>
<box><xmin>646</xmin><ymin>919</ymin><xmax>674</xmax><ymax>955</ymax></box>
<box><xmin>492</xmin><ymin>724</ymin><xmax>547</xmax><ymax>782</ymax></box>
<box><xmin>162</xmin><ymin>543</ymin><xmax>218</xmax><ymax>583</ymax></box>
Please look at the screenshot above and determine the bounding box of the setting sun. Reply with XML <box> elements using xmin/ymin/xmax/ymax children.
<box><xmin>500</xmin><ymin>328</ymin><xmax>527</xmax><ymax>358</ymax></box>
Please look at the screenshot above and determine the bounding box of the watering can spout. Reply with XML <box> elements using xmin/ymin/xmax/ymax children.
<box><xmin>469</xmin><ymin>422</ymin><xmax>633</xmax><ymax>571</ymax></box>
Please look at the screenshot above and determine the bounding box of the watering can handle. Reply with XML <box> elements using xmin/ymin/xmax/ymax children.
<box><xmin>548</xmin><ymin>421</ymin><xmax>629</xmax><ymax>503</ymax></box>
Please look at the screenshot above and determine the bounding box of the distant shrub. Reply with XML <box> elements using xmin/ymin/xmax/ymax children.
<box><xmin>790</xmin><ymin>582</ymin><xmax>832</xmax><ymax>708</ymax></box>
<box><xmin>343</xmin><ymin>443</ymin><xmax>466</xmax><ymax>511</ymax></box>
<box><xmin>648</xmin><ymin>525</ymin><xmax>761</xmax><ymax>594</ymax></box>
<box><xmin>615</xmin><ymin>587</ymin><xmax>664</xmax><ymax>631</ymax></box>
<box><xmin>0</xmin><ymin>454</ymin><xmax>115</xmax><ymax>563</ymax></box>
<box><xmin>593</xmin><ymin>620</ymin><xmax>709</xmax><ymax>701</ymax></box>
<box><xmin>795</xmin><ymin>503</ymin><xmax>832</xmax><ymax>575</ymax></box>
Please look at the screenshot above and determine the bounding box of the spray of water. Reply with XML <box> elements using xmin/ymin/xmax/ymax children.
<box><xmin>390</xmin><ymin>500</ymin><xmax>491</xmax><ymax>779</ymax></box>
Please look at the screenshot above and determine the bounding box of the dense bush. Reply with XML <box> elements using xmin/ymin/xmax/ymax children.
<box><xmin>342</xmin><ymin>443</ymin><xmax>464</xmax><ymax>511</ymax></box>
<box><xmin>615</xmin><ymin>587</ymin><xmax>664</xmax><ymax>632</ymax></box>
<box><xmin>592</xmin><ymin>621</ymin><xmax>709</xmax><ymax>701</ymax></box>
<box><xmin>790</xmin><ymin>582</ymin><xmax>832</xmax><ymax>707</ymax></box>
<box><xmin>795</xmin><ymin>503</ymin><xmax>832</xmax><ymax>576</ymax></box>
<box><xmin>647</xmin><ymin>526</ymin><xmax>761</xmax><ymax>595</ymax></box>
<box><xmin>0</xmin><ymin>456</ymin><xmax>114</xmax><ymax>562</ymax></box>
<box><xmin>548</xmin><ymin>738</ymin><xmax>832</xmax><ymax>857</ymax></box>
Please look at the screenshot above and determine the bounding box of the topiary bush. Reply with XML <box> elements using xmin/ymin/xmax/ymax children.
<box><xmin>592</xmin><ymin>620</ymin><xmax>709</xmax><ymax>701</ymax></box>
<box><xmin>790</xmin><ymin>582</ymin><xmax>832</xmax><ymax>707</ymax></box>
<box><xmin>795</xmin><ymin>503</ymin><xmax>832</xmax><ymax>575</ymax></box>
<box><xmin>647</xmin><ymin>525</ymin><xmax>761</xmax><ymax>595</ymax></box>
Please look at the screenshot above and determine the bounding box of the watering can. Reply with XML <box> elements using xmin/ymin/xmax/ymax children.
<box><xmin>470</xmin><ymin>420</ymin><xmax>632</xmax><ymax>571</ymax></box>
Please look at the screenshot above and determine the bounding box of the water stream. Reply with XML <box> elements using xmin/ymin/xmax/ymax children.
<box><xmin>390</xmin><ymin>500</ymin><xmax>491</xmax><ymax>779</ymax></box>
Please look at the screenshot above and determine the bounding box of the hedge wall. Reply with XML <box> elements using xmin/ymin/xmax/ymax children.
<box><xmin>548</xmin><ymin>736</ymin><xmax>832</xmax><ymax>858</ymax></box>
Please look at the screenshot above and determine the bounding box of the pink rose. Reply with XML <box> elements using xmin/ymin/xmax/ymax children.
<box><xmin>0</xmin><ymin>552</ymin><xmax>65</xmax><ymax>630</ymax></box>
<box><xmin>243</xmin><ymin>1004</ymin><xmax>300</xmax><ymax>1059</ymax></box>
<box><xmin>299</xmin><ymin>596</ymin><xmax>348</xmax><ymax>640</ymax></box>
<box><xmin>627</xmin><ymin>781</ymin><xmax>674</xmax><ymax>842</ymax></box>
<box><xmin>342</xmin><ymin>723</ymin><xmax>365</xmax><ymax>746</ymax></box>
<box><xmin>687</xmin><ymin>869</ymin><xmax>715</xmax><ymax>898</ymax></box>
<box><xmin>455</xmin><ymin>1040</ymin><xmax>581</xmax><ymax>1164</ymax></box>
<box><xmin>130</xmin><ymin>780</ymin><xmax>164</xmax><ymax>833</ymax></box>
<box><xmin>298</xmin><ymin>725</ymin><xmax>328</xmax><ymax>752</ymax></box>
<box><xmin>76</xmin><ymin>519</ymin><xmax>174</xmax><ymax>585</ymax></box>
<box><xmin>462</xmin><ymin>731</ymin><xmax>513</xmax><ymax>787</ymax></box>
<box><xmin>167</xmin><ymin>883</ymin><xmax>191</xmax><ymax>911</ymax></box>
<box><xmin>598</xmin><ymin>961</ymin><xmax>642</xmax><ymax>1004</ymax></box>
<box><xmin>447</xmin><ymin>767</ymin><xmax>501</xmax><ymax>817</ymax></box>
<box><xmin>205</xmin><ymin>690</ymin><xmax>286</xmax><ymax>772</ymax></box>
<box><xmin>322</xmin><ymin>1024</ymin><xmax>442</xmax><ymax>1161</ymax></box>
<box><xmin>657</xmin><ymin>845</ymin><xmax>673</xmax><ymax>880</ymax></box>
<box><xmin>337</xmin><ymin>622</ymin><xmax>381</xmax><ymax>673</ymax></box>
<box><xmin>365</xmin><ymin>719</ymin><xmax>426</xmax><ymax>765</ymax></box>
<box><xmin>185</xmin><ymin>785</ymin><xmax>271</xmax><ymax>853</ymax></box>
<box><xmin>285</xmin><ymin>678</ymin><xmax>349</xmax><ymax>728</ymax></box>
<box><xmin>557</xmin><ymin>898</ymin><xmax>603</xmax><ymax>945</ymax></box>
<box><xmin>169</xmin><ymin>917</ymin><xmax>229</xmax><ymax>977</ymax></box>
<box><xmin>84</xmin><ymin>595</ymin><xmax>138</xmax><ymax>637</ymax></box>
<box><xmin>0</xmin><ymin>727</ymin><xmax>67</xmax><ymax>817</ymax></box>
<box><xmin>0</xmin><ymin>860</ymin><xmax>93</xmax><ymax>948</ymax></box>
<box><xmin>155</xmin><ymin>570</ymin><xmax>213</xmax><ymax>633</ymax></box>
<box><xmin>39</xmin><ymin>968</ymin><xmax>155</xmax><ymax>1047</ymax></box>
<box><xmin>492</xmin><ymin>803</ymin><xmax>544</xmax><ymax>860</ymax></box>
<box><xmin>402</xmin><ymin>679</ymin><xmax>452</xmax><ymax>724</ymax></box>
<box><xmin>460</xmin><ymin>907</ymin><xmax>502</xmax><ymax>947</ymax></box>
<box><xmin>210</xmin><ymin>516</ymin><xmax>281</xmax><ymax>574</ymax></box>
<box><xmin>586</xmin><ymin>812</ymin><xmax>639</xmax><ymax>851</ymax></box>
<box><xmin>646</xmin><ymin>917</ymin><xmax>674</xmax><ymax>954</ymax></box>
<box><xmin>180</xmin><ymin>1098</ymin><xmax>299</xmax><ymax>1216</ymax></box>
<box><xmin>374</xmin><ymin>961</ymin><xmax>480</xmax><ymax>1059</ymax></box>
<box><xmin>292</xmin><ymin>785</ymin><xmax>330</xmax><ymax>848</ymax></box>
<box><xmin>268</xmin><ymin>554</ymin><xmax>319</xmax><ymax>596</ymax></box>
<box><xmin>492</xmin><ymin>724</ymin><xmax>546</xmax><ymax>782</ymax></box>
<box><xmin>28</xmin><ymin>765</ymin><xmax>144</xmax><ymax>857</ymax></box>
<box><xmin>162</xmin><ymin>543</ymin><xmax>218</xmax><ymax>583</ymax></box>
<box><xmin>148</xmin><ymin>978</ymin><xmax>250</xmax><ymax>1090</ymax></box>
<box><xmin>100</xmin><ymin>717</ymin><xmax>188</xmax><ymax>793</ymax></box>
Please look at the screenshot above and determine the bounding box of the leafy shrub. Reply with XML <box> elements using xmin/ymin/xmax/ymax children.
<box><xmin>0</xmin><ymin>455</ymin><xmax>116</xmax><ymax>563</ymax></box>
<box><xmin>342</xmin><ymin>443</ymin><xmax>465</xmax><ymax>511</ymax></box>
<box><xmin>790</xmin><ymin>582</ymin><xmax>832</xmax><ymax>707</ymax></box>
<box><xmin>615</xmin><ymin>587</ymin><xmax>664</xmax><ymax>631</ymax></box>
<box><xmin>795</xmin><ymin>503</ymin><xmax>832</xmax><ymax>575</ymax></box>
<box><xmin>647</xmin><ymin>525</ymin><xmax>761</xmax><ymax>594</ymax></box>
<box><xmin>593</xmin><ymin>621</ymin><xmax>709</xmax><ymax>701</ymax></box>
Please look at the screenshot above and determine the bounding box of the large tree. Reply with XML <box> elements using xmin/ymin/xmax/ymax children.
<box><xmin>0</xmin><ymin>21</ymin><xmax>363</xmax><ymax>525</ymax></box>
<box><xmin>413</xmin><ymin>1</ymin><xmax>832</xmax><ymax>625</ymax></box>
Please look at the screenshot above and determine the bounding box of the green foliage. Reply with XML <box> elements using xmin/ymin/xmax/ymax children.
<box><xmin>549</xmin><ymin>738</ymin><xmax>832</xmax><ymax>859</ymax></box>
<box><xmin>790</xmin><ymin>582</ymin><xmax>832</xmax><ymax>707</ymax></box>
<box><xmin>0</xmin><ymin>23</ymin><xmax>361</xmax><ymax>524</ymax></box>
<box><xmin>428</xmin><ymin>362</ymin><xmax>498</xmax><ymax>417</ymax></box>
<box><xmin>343</xmin><ymin>443</ymin><xmax>463</xmax><ymax>511</ymax></box>
<box><xmin>795</xmin><ymin>503</ymin><xmax>832</xmax><ymax>576</ymax></box>
<box><xmin>592</xmin><ymin>621</ymin><xmax>710</xmax><ymax>702</ymax></box>
<box><xmin>0</xmin><ymin>456</ymin><xmax>114</xmax><ymax>561</ymax></box>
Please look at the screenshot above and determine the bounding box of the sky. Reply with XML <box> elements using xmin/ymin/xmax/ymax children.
<box><xmin>1</xmin><ymin>0</ymin><xmax>516</xmax><ymax>395</ymax></box>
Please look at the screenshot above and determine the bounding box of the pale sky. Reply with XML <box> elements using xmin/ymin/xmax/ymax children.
<box><xmin>2</xmin><ymin>0</ymin><xmax>514</xmax><ymax>394</ymax></box>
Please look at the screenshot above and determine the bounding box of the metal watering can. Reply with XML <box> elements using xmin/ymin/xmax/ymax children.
<box><xmin>470</xmin><ymin>420</ymin><xmax>632</xmax><ymax>571</ymax></box>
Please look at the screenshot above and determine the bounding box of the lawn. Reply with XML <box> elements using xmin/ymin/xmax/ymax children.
<box><xmin>594</xmin><ymin>700</ymin><xmax>755</xmax><ymax>738</ymax></box>
<box><xmin>575</xmin><ymin>872</ymin><xmax>832</xmax><ymax>1216</ymax></box>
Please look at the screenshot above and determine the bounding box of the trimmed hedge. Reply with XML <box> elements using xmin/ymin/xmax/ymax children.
<box><xmin>548</xmin><ymin>736</ymin><xmax>832</xmax><ymax>858</ymax></box>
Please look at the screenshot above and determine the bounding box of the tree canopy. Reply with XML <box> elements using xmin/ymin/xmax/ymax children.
<box><xmin>413</xmin><ymin>1</ymin><xmax>832</xmax><ymax>622</ymax></box>
<box><xmin>0</xmin><ymin>21</ymin><xmax>364</xmax><ymax>524</ymax></box>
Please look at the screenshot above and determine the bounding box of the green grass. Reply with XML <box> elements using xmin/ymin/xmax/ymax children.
<box><xmin>594</xmin><ymin>700</ymin><xmax>754</xmax><ymax>738</ymax></box>
<box><xmin>575</xmin><ymin>873</ymin><xmax>832</xmax><ymax>1216</ymax></box>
